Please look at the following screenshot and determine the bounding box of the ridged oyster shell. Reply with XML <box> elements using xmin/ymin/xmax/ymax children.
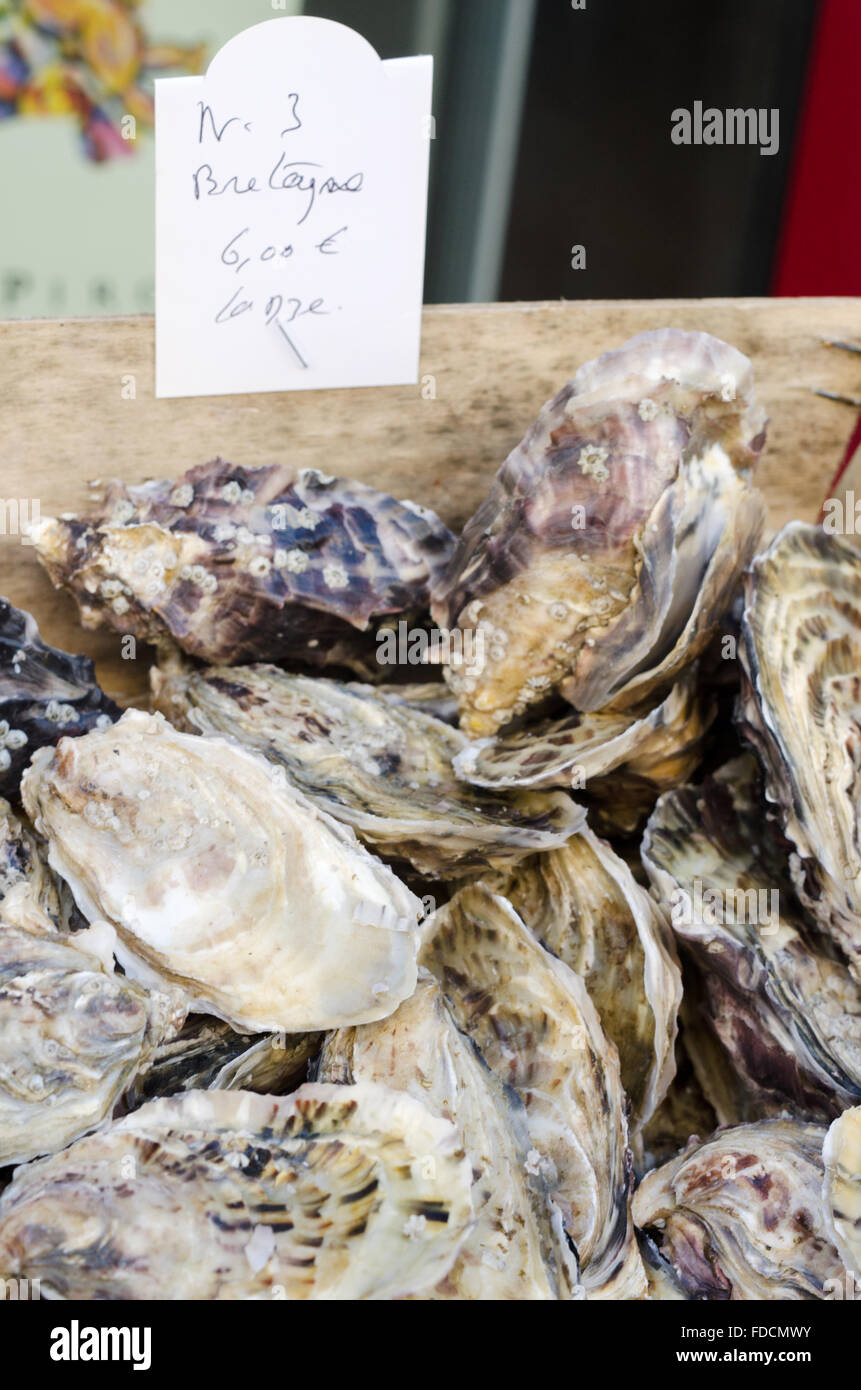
<box><xmin>0</xmin><ymin>1082</ymin><xmax>474</xmax><ymax>1300</ymax></box>
<box><xmin>452</xmin><ymin>672</ymin><xmax>711</xmax><ymax>793</ymax></box>
<box><xmin>420</xmin><ymin>884</ymin><xmax>646</xmax><ymax>1299</ymax></box>
<box><xmin>823</xmin><ymin>1105</ymin><xmax>861</xmax><ymax>1279</ymax></box>
<box><xmin>485</xmin><ymin>827</ymin><xmax>682</xmax><ymax>1131</ymax></box>
<box><xmin>0</xmin><ymin>598</ymin><xmax>119</xmax><ymax>798</ymax></box>
<box><xmin>642</xmin><ymin>757</ymin><xmax>861</xmax><ymax>1120</ymax></box>
<box><xmin>633</xmin><ymin>1119</ymin><xmax>850</xmax><ymax>1299</ymax></box>
<box><xmin>21</xmin><ymin>709</ymin><xmax>422</xmax><ymax>1033</ymax></box>
<box><xmin>431</xmin><ymin>330</ymin><xmax>766</xmax><ymax>736</ymax></box>
<box><xmin>0</xmin><ymin>906</ymin><xmax>185</xmax><ymax>1166</ymax></box>
<box><xmin>319</xmin><ymin>972</ymin><xmax>580</xmax><ymax>1299</ymax></box>
<box><xmin>740</xmin><ymin>522</ymin><xmax>861</xmax><ymax>982</ymax></box>
<box><xmin>126</xmin><ymin>1019</ymin><xmax>319</xmax><ymax>1108</ymax></box>
<box><xmin>152</xmin><ymin>664</ymin><xmax>584</xmax><ymax>879</ymax></box>
<box><xmin>32</xmin><ymin>460</ymin><xmax>455</xmax><ymax>668</ymax></box>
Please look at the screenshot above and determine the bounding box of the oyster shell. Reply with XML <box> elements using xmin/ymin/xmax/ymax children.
<box><xmin>0</xmin><ymin>1082</ymin><xmax>474</xmax><ymax>1300</ymax></box>
<box><xmin>0</xmin><ymin>906</ymin><xmax>185</xmax><ymax>1166</ymax></box>
<box><xmin>642</xmin><ymin>757</ymin><xmax>861</xmax><ymax>1121</ymax></box>
<box><xmin>823</xmin><ymin>1105</ymin><xmax>860</xmax><ymax>1279</ymax></box>
<box><xmin>633</xmin><ymin>1119</ymin><xmax>850</xmax><ymax>1299</ymax></box>
<box><xmin>485</xmin><ymin>827</ymin><xmax>682</xmax><ymax>1131</ymax></box>
<box><xmin>420</xmin><ymin>884</ymin><xmax>646</xmax><ymax>1299</ymax></box>
<box><xmin>32</xmin><ymin>460</ymin><xmax>455</xmax><ymax>667</ymax></box>
<box><xmin>0</xmin><ymin>598</ymin><xmax>119</xmax><ymax>798</ymax></box>
<box><xmin>319</xmin><ymin>972</ymin><xmax>580</xmax><ymax>1299</ymax></box>
<box><xmin>152</xmin><ymin>664</ymin><xmax>584</xmax><ymax>879</ymax></box>
<box><xmin>431</xmin><ymin>329</ymin><xmax>765</xmax><ymax>736</ymax></box>
<box><xmin>453</xmin><ymin>671</ymin><xmax>711</xmax><ymax>794</ymax></box>
<box><xmin>740</xmin><ymin>522</ymin><xmax>861</xmax><ymax>982</ymax></box>
<box><xmin>22</xmin><ymin>709</ymin><xmax>423</xmax><ymax>1033</ymax></box>
<box><xmin>126</xmin><ymin>1018</ymin><xmax>318</xmax><ymax>1108</ymax></box>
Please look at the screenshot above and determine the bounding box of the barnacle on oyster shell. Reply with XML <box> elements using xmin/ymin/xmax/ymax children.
<box><xmin>431</xmin><ymin>330</ymin><xmax>765</xmax><ymax>736</ymax></box>
<box><xmin>0</xmin><ymin>1082</ymin><xmax>474</xmax><ymax>1300</ymax></box>
<box><xmin>32</xmin><ymin>460</ymin><xmax>455</xmax><ymax>667</ymax></box>
<box><xmin>21</xmin><ymin>709</ymin><xmax>423</xmax><ymax>1033</ymax></box>
<box><xmin>740</xmin><ymin>522</ymin><xmax>861</xmax><ymax>982</ymax></box>
<box><xmin>633</xmin><ymin>1119</ymin><xmax>850</xmax><ymax>1299</ymax></box>
<box><xmin>0</xmin><ymin>598</ymin><xmax>119</xmax><ymax>798</ymax></box>
<box><xmin>152</xmin><ymin>664</ymin><xmax>584</xmax><ymax>878</ymax></box>
<box><xmin>0</xmin><ymin>904</ymin><xmax>185</xmax><ymax>1166</ymax></box>
<box><xmin>642</xmin><ymin>756</ymin><xmax>861</xmax><ymax>1121</ymax></box>
<box><xmin>823</xmin><ymin>1105</ymin><xmax>860</xmax><ymax>1279</ymax></box>
<box><xmin>420</xmin><ymin>884</ymin><xmax>646</xmax><ymax>1299</ymax></box>
<box><xmin>319</xmin><ymin>972</ymin><xmax>580</xmax><ymax>1299</ymax></box>
<box><xmin>485</xmin><ymin>827</ymin><xmax>682</xmax><ymax>1132</ymax></box>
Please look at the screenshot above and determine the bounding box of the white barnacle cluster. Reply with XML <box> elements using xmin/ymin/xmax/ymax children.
<box><xmin>179</xmin><ymin>564</ymin><xmax>218</xmax><ymax>596</ymax></box>
<box><xmin>274</xmin><ymin>548</ymin><xmax>309</xmax><ymax>575</ymax></box>
<box><xmin>577</xmin><ymin>444</ymin><xmax>610</xmax><ymax>482</ymax></box>
<box><xmin>44</xmin><ymin>700</ymin><xmax>79</xmax><ymax>725</ymax></box>
<box><xmin>322</xmin><ymin>563</ymin><xmax>348</xmax><ymax>591</ymax></box>
<box><xmin>169</xmin><ymin>484</ymin><xmax>194</xmax><ymax>509</ymax></box>
<box><xmin>0</xmin><ymin>720</ymin><xmax>28</xmax><ymax>772</ymax></box>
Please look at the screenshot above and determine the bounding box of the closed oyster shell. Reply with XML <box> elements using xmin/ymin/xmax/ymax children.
<box><xmin>22</xmin><ymin>709</ymin><xmax>422</xmax><ymax>1033</ymax></box>
<box><xmin>632</xmin><ymin>1119</ymin><xmax>849</xmax><ymax>1299</ymax></box>
<box><xmin>420</xmin><ymin>884</ymin><xmax>646</xmax><ymax>1299</ymax></box>
<box><xmin>0</xmin><ymin>1082</ymin><xmax>474</xmax><ymax>1300</ymax></box>
<box><xmin>740</xmin><ymin>522</ymin><xmax>861</xmax><ymax>982</ymax></box>
<box><xmin>152</xmin><ymin>664</ymin><xmax>584</xmax><ymax>879</ymax></box>
<box><xmin>0</xmin><ymin>598</ymin><xmax>119</xmax><ymax>798</ymax></box>
<box><xmin>319</xmin><ymin>972</ymin><xmax>580</xmax><ymax>1300</ymax></box>
<box><xmin>32</xmin><ymin>460</ymin><xmax>455</xmax><ymax>667</ymax></box>
<box><xmin>485</xmin><ymin>827</ymin><xmax>682</xmax><ymax>1132</ymax></box>
<box><xmin>126</xmin><ymin>1018</ymin><xmax>318</xmax><ymax>1108</ymax></box>
<box><xmin>642</xmin><ymin>757</ymin><xmax>861</xmax><ymax>1121</ymax></box>
<box><xmin>452</xmin><ymin>672</ymin><xmax>711</xmax><ymax>793</ymax></box>
<box><xmin>0</xmin><ymin>907</ymin><xmax>185</xmax><ymax>1166</ymax></box>
<box><xmin>823</xmin><ymin>1105</ymin><xmax>861</xmax><ymax>1279</ymax></box>
<box><xmin>431</xmin><ymin>330</ymin><xmax>766</xmax><ymax>736</ymax></box>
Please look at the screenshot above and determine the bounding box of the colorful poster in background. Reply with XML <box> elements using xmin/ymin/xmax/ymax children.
<box><xmin>0</xmin><ymin>0</ymin><xmax>303</xmax><ymax>317</ymax></box>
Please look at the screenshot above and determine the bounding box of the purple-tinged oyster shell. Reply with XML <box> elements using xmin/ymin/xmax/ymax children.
<box><xmin>431</xmin><ymin>330</ymin><xmax>766</xmax><ymax>737</ymax></box>
<box><xmin>0</xmin><ymin>598</ymin><xmax>119</xmax><ymax>798</ymax></box>
<box><xmin>32</xmin><ymin>460</ymin><xmax>455</xmax><ymax>667</ymax></box>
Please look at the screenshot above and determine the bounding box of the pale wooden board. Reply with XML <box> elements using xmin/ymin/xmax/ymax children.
<box><xmin>3</xmin><ymin>298</ymin><xmax>860</xmax><ymax>700</ymax></box>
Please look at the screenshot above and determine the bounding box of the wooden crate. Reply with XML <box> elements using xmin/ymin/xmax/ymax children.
<box><xmin>3</xmin><ymin>298</ymin><xmax>860</xmax><ymax>701</ymax></box>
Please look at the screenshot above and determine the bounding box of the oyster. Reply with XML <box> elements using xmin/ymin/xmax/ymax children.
<box><xmin>633</xmin><ymin>1119</ymin><xmax>850</xmax><ymax>1299</ymax></box>
<box><xmin>319</xmin><ymin>972</ymin><xmax>579</xmax><ymax>1299</ymax></box>
<box><xmin>421</xmin><ymin>884</ymin><xmax>646</xmax><ymax>1298</ymax></box>
<box><xmin>486</xmin><ymin>827</ymin><xmax>682</xmax><ymax>1131</ymax></box>
<box><xmin>22</xmin><ymin>709</ymin><xmax>423</xmax><ymax>1033</ymax></box>
<box><xmin>452</xmin><ymin>671</ymin><xmax>711</xmax><ymax>794</ymax></box>
<box><xmin>642</xmin><ymin>757</ymin><xmax>861</xmax><ymax>1121</ymax></box>
<box><xmin>0</xmin><ymin>905</ymin><xmax>185</xmax><ymax>1166</ymax></box>
<box><xmin>637</xmin><ymin>1030</ymin><xmax>719</xmax><ymax>1175</ymax></box>
<box><xmin>740</xmin><ymin>522</ymin><xmax>861</xmax><ymax>982</ymax></box>
<box><xmin>32</xmin><ymin>460</ymin><xmax>455</xmax><ymax>668</ymax></box>
<box><xmin>431</xmin><ymin>329</ymin><xmax>765</xmax><ymax>736</ymax></box>
<box><xmin>0</xmin><ymin>1082</ymin><xmax>474</xmax><ymax>1300</ymax></box>
<box><xmin>0</xmin><ymin>598</ymin><xmax>119</xmax><ymax>798</ymax></box>
<box><xmin>823</xmin><ymin>1105</ymin><xmax>861</xmax><ymax>1280</ymax></box>
<box><xmin>126</xmin><ymin>1018</ymin><xmax>318</xmax><ymax>1108</ymax></box>
<box><xmin>152</xmin><ymin>664</ymin><xmax>584</xmax><ymax>879</ymax></box>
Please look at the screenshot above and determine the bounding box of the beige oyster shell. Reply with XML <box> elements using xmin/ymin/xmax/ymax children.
<box><xmin>823</xmin><ymin>1104</ymin><xmax>861</xmax><ymax>1279</ymax></box>
<box><xmin>320</xmin><ymin>972</ymin><xmax>581</xmax><ymax>1299</ymax></box>
<box><xmin>0</xmin><ymin>1082</ymin><xmax>474</xmax><ymax>1300</ymax></box>
<box><xmin>21</xmin><ymin>710</ymin><xmax>422</xmax><ymax>1033</ymax></box>
<box><xmin>0</xmin><ymin>902</ymin><xmax>185</xmax><ymax>1166</ymax></box>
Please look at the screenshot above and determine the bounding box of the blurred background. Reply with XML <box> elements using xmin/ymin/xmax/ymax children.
<box><xmin>0</xmin><ymin>0</ymin><xmax>856</xmax><ymax>315</ymax></box>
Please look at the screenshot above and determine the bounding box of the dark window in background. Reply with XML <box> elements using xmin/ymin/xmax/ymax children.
<box><xmin>501</xmin><ymin>0</ymin><xmax>819</xmax><ymax>300</ymax></box>
<box><xmin>314</xmin><ymin>0</ymin><xmax>819</xmax><ymax>301</ymax></box>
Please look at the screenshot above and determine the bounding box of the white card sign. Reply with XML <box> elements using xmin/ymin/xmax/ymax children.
<box><xmin>155</xmin><ymin>17</ymin><xmax>433</xmax><ymax>398</ymax></box>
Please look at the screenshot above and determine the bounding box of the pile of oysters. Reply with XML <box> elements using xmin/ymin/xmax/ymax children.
<box><xmin>0</xmin><ymin>328</ymin><xmax>858</xmax><ymax>1300</ymax></box>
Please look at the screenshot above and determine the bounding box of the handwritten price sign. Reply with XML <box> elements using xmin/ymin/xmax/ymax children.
<box><xmin>155</xmin><ymin>17</ymin><xmax>432</xmax><ymax>398</ymax></box>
